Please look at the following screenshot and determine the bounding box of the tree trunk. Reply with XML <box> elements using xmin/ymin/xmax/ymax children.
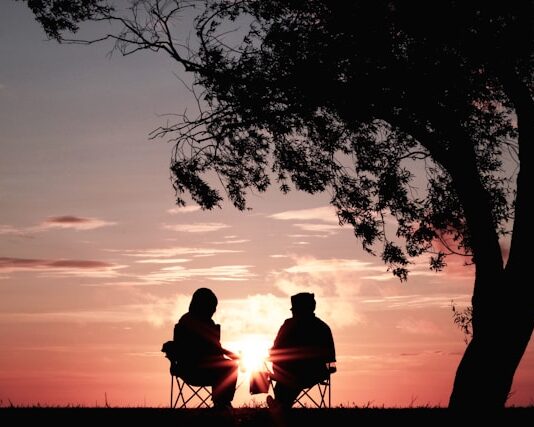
<box><xmin>448</xmin><ymin>268</ymin><xmax>533</xmax><ymax>409</ymax></box>
<box><xmin>449</xmin><ymin>70</ymin><xmax>534</xmax><ymax>410</ymax></box>
<box><xmin>439</xmin><ymin>143</ymin><xmax>504</xmax><ymax>409</ymax></box>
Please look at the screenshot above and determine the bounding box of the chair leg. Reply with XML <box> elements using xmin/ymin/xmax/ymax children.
<box><xmin>294</xmin><ymin>376</ymin><xmax>331</xmax><ymax>408</ymax></box>
<box><xmin>170</xmin><ymin>375</ymin><xmax>174</xmax><ymax>408</ymax></box>
<box><xmin>170</xmin><ymin>376</ymin><xmax>212</xmax><ymax>408</ymax></box>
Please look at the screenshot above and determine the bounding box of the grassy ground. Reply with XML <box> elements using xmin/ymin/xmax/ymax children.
<box><xmin>1</xmin><ymin>407</ymin><xmax>533</xmax><ymax>426</ymax></box>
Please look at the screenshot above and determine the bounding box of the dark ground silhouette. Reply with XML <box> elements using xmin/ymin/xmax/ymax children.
<box><xmin>2</xmin><ymin>407</ymin><xmax>533</xmax><ymax>426</ymax></box>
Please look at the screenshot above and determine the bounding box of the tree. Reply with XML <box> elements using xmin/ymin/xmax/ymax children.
<box><xmin>21</xmin><ymin>0</ymin><xmax>533</xmax><ymax>409</ymax></box>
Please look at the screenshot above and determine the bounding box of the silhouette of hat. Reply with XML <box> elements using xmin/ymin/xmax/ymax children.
<box><xmin>290</xmin><ymin>292</ymin><xmax>316</xmax><ymax>313</ymax></box>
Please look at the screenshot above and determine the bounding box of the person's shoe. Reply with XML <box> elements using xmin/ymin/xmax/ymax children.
<box><xmin>213</xmin><ymin>402</ymin><xmax>233</xmax><ymax>413</ymax></box>
<box><xmin>266</xmin><ymin>395</ymin><xmax>281</xmax><ymax>410</ymax></box>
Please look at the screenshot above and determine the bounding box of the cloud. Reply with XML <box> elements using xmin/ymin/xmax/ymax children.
<box><xmin>288</xmin><ymin>234</ymin><xmax>329</xmax><ymax>239</ymax></box>
<box><xmin>0</xmin><ymin>293</ymin><xmax>192</xmax><ymax>327</ymax></box>
<box><xmin>361</xmin><ymin>254</ymin><xmax>474</xmax><ymax>282</ymax></box>
<box><xmin>270</xmin><ymin>256</ymin><xmax>376</xmax><ymax>327</ymax></box>
<box><xmin>142</xmin><ymin>264</ymin><xmax>255</xmax><ymax>282</ymax></box>
<box><xmin>361</xmin><ymin>294</ymin><xmax>471</xmax><ymax>310</ymax></box>
<box><xmin>396</xmin><ymin>318</ymin><xmax>443</xmax><ymax>335</ymax></box>
<box><xmin>209</xmin><ymin>239</ymin><xmax>250</xmax><ymax>245</ymax></box>
<box><xmin>135</xmin><ymin>258</ymin><xmax>190</xmax><ymax>264</ymax></box>
<box><xmin>219</xmin><ymin>294</ymin><xmax>289</xmax><ymax>340</ymax></box>
<box><xmin>163</xmin><ymin>223</ymin><xmax>230</xmax><ymax>233</ymax></box>
<box><xmin>283</xmin><ymin>258</ymin><xmax>377</xmax><ymax>275</ymax></box>
<box><xmin>0</xmin><ymin>83</ymin><xmax>5</xmax><ymax>90</ymax></box>
<box><xmin>0</xmin><ymin>216</ymin><xmax>115</xmax><ymax>235</ymax></box>
<box><xmin>293</xmin><ymin>223</ymin><xmax>340</xmax><ymax>234</ymax></box>
<box><xmin>82</xmin><ymin>280</ymin><xmax>164</xmax><ymax>287</ymax></box>
<box><xmin>0</xmin><ymin>225</ymin><xmax>31</xmax><ymax>237</ymax></box>
<box><xmin>0</xmin><ymin>310</ymin><xmax>141</xmax><ymax>324</ymax></box>
<box><xmin>41</xmin><ymin>216</ymin><xmax>116</xmax><ymax>230</ymax></box>
<box><xmin>167</xmin><ymin>206</ymin><xmax>201</xmax><ymax>214</ymax></box>
<box><xmin>269</xmin><ymin>206</ymin><xmax>338</xmax><ymax>223</ymax></box>
<box><xmin>0</xmin><ymin>257</ymin><xmax>125</xmax><ymax>278</ymax></box>
<box><xmin>119</xmin><ymin>246</ymin><xmax>240</xmax><ymax>258</ymax></box>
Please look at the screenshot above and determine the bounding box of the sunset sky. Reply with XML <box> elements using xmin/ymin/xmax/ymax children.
<box><xmin>1</xmin><ymin>2</ymin><xmax>532</xmax><ymax>408</ymax></box>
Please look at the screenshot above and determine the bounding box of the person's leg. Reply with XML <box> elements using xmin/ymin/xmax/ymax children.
<box><xmin>211</xmin><ymin>358</ymin><xmax>238</xmax><ymax>406</ymax></box>
<box><xmin>273</xmin><ymin>381</ymin><xmax>300</xmax><ymax>409</ymax></box>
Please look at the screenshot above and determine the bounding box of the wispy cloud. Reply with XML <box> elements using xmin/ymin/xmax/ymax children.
<box><xmin>82</xmin><ymin>280</ymin><xmax>164</xmax><ymax>287</ymax></box>
<box><xmin>0</xmin><ymin>225</ymin><xmax>32</xmax><ymax>237</ymax></box>
<box><xmin>269</xmin><ymin>206</ymin><xmax>338</xmax><ymax>223</ymax></box>
<box><xmin>396</xmin><ymin>318</ymin><xmax>443</xmax><ymax>335</ymax></box>
<box><xmin>209</xmin><ymin>239</ymin><xmax>249</xmax><ymax>245</ymax></box>
<box><xmin>41</xmin><ymin>216</ymin><xmax>116</xmax><ymax>230</ymax></box>
<box><xmin>142</xmin><ymin>264</ymin><xmax>255</xmax><ymax>282</ymax></box>
<box><xmin>0</xmin><ymin>291</ymin><xmax>287</xmax><ymax>338</ymax></box>
<box><xmin>0</xmin><ymin>257</ymin><xmax>125</xmax><ymax>278</ymax></box>
<box><xmin>283</xmin><ymin>258</ymin><xmax>377</xmax><ymax>275</ymax></box>
<box><xmin>0</xmin><ymin>293</ymin><xmax>193</xmax><ymax>327</ymax></box>
<box><xmin>362</xmin><ymin>254</ymin><xmax>474</xmax><ymax>282</ymax></box>
<box><xmin>167</xmin><ymin>205</ymin><xmax>201</xmax><ymax>214</ymax></box>
<box><xmin>135</xmin><ymin>258</ymin><xmax>190</xmax><ymax>264</ymax></box>
<box><xmin>0</xmin><ymin>310</ymin><xmax>141</xmax><ymax>324</ymax></box>
<box><xmin>293</xmin><ymin>223</ymin><xmax>340</xmax><ymax>234</ymax></box>
<box><xmin>362</xmin><ymin>294</ymin><xmax>471</xmax><ymax>309</ymax></box>
<box><xmin>0</xmin><ymin>215</ymin><xmax>115</xmax><ymax>235</ymax></box>
<box><xmin>163</xmin><ymin>223</ymin><xmax>230</xmax><ymax>233</ymax></box>
<box><xmin>288</xmin><ymin>234</ymin><xmax>329</xmax><ymax>239</ymax></box>
<box><xmin>119</xmin><ymin>246</ymin><xmax>240</xmax><ymax>258</ymax></box>
<box><xmin>0</xmin><ymin>83</ymin><xmax>5</xmax><ymax>90</ymax></box>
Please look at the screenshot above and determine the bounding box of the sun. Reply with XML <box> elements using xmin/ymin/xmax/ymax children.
<box><xmin>234</xmin><ymin>334</ymin><xmax>271</xmax><ymax>374</ymax></box>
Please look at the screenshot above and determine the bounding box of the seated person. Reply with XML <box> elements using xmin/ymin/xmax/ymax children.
<box><xmin>164</xmin><ymin>287</ymin><xmax>239</xmax><ymax>409</ymax></box>
<box><xmin>268</xmin><ymin>292</ymin><xmax>336</xmax><ymax>409</ymax></box>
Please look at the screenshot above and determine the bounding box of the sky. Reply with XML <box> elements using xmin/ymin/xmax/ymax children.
<box><xmin>1</xmin><ymin>2</ymin><xmax>533</xmax><ymax>408</ymax></box>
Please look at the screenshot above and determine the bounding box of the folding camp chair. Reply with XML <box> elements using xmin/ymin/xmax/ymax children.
<box><xmin>162</xmin><ymin>340</ymin><xmax>213</xmax><ymax>408</ymax></box>
<box><xmin>264</xmin><ymin>362</ymin><xmax>335</xmax><ymax>408</ymax></box>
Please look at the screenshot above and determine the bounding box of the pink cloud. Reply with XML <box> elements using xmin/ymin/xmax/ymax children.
<box><xmin>269</xmin><ymin>206</ymin><xmax>338</xmax><ymax>223</ymax></box>
<box><xmin>41</xmin><ymin>216</ymin><xmax>116</xmax><ymax>230</ymax></box>
<box><xmin>0</xmin><ymin>257</ymin><xmax>114</xmax><ymax>270</ymax></box>
<box><xmin>0</xmin><ymin>257</ymin><xmax>124</xmax><ymax>277</ymax></box>
<box><xmin>167</xmin><ymin>206</ymin><xmax>201</xmax><ymax>214</ymax></box>
<box><xmin>396</xmin><ymin>318</ymin><xmax>443</xmax><ymax>335</ymax></box>
<box><xmin>293</xmin><ymin>223</ymin><xmax>340</xmax><ymax>234</ymax></box>
<box><xmin>119</xmin><ymin>246</ymin><xmax>240</xmax><ymax>258</ymax></box>
<box><xmin>162</xmin><ymin>223</ymin><xmax>230</xmax><ymax>233</ymax></box>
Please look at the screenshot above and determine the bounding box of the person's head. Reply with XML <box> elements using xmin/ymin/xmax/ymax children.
<box><xmin>290</xmin><ymin>292</ymin><xmax>316</xmax><ymax>316</ymax></box>
<box><xmin>189</xmin><ymin>287</ymin><xmax>218</xmax><ymax>319</ymax></box>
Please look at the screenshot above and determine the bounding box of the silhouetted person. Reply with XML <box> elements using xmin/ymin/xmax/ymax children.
<box><xmin>267</xmin><ymin>292</ymin><xmax>336</xmax><ymax>409</ymax></box>
<box><xmin>172</xmin><ymin>287</ymin><xmax>239</xmax><ymax>409</ymax></box>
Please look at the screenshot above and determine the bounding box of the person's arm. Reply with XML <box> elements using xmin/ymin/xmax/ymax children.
<box><xmin>269</xmin><ymin>321</ymin><xmax>289</xmax><ymax>362</ymax></box>
<box><xmin>326</xmin><ymin>325</ymin><xmax>336</xmax><ymax>362</ymax></box>
<box><xmin>222</xmin><ymin>347</ymin><xmax>240</xmax><ymax>360</ymax></box>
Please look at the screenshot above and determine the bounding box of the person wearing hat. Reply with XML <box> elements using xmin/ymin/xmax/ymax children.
<box><xmin>267</xmin><ymin>292</ymin><xmax>336</xmax><ymax>409</ymax></box>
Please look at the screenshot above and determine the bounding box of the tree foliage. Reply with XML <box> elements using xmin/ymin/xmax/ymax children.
<box><xmin>161</xmin><ymin>0</ymin><xmax>522</xmax><ymax>280</ymax></box>
<box><xmin>20</xmin><ymin>0</ymin><xmax>112</xmax><ymax>40</ymax></box>
<box><xmin>19</xmin><ymin>1</ymin><xmax>529</xmax><ymax>282</ymax></box>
